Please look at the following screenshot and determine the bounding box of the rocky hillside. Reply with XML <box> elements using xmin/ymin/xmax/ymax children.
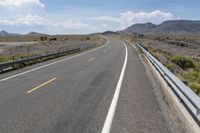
<box><xmin>121</xmin><ymin>20</ymin><xmax>200</xmax><ymax>34</ymax></box>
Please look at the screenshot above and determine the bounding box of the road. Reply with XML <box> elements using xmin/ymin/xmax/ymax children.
<box><xmin>0</xmin><ymin>37</ymin><xmax>171</xmax><ymax>133</ymax></box>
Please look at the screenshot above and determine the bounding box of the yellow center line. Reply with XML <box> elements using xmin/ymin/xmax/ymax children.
<box><xmin>27</xmin><ymin>78</ymin><xmax>57</xmax><ymax>94</ymax></box>
<box><xmin>88</xmin><ymin>57</ymin><xmax>95</xmax><ymax>62</ymax></box>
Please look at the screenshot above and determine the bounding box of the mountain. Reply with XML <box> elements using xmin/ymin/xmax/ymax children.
<box><xmin>122</xmin><ymin>22</ymin><xmax>157</xmax><ymax>33</ymax></box>
<box><xmin>121</xmin><ymin>20</ymin><xmax>200</xmax><ymax>34</ymax></box>
<box><xmin>26</xmin><ymin>31</ymin><xmax>47</xmax><ymax>36</ymax></box>
<box><xmin>102</xmin><ymin>31</ymin><xmax>119</xmax><ymax>35</ymax></box>
<box><xmin>0</xmin><ymin>31</ymin><xmax>48</xmax><ymax>36</ymax></box>
<box><xmin>0</xmin><ymin>30</ymin><xmax>20</xmax><ymax>36</ymax></box>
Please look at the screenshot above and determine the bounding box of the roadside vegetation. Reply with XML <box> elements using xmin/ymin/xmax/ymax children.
<box><xmin>0</xmin><ymin>56</ymin><xmax>13</xmax><ymax>63</ymax></box>
<box><xmin>146</xmin><ymin>46</ymin><xmax>200</xmax><ymax>96</ymax></box>
<box><xmin>0</xmin><ymin>35</ymin><xmax>105</xmax><ymax>64</ymax></box>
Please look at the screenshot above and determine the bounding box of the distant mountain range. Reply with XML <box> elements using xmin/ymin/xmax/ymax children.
<box><xmin>102</xmin><ymin>31</ymin><xmax>119</xmax><ymax>35</ymax></box>
<box><xmin>121</xmin><ymin>20</ymin><xmax>200</xmax><ymax>34</ymax></box>
<box><xmin>2</xmin><ymin>20</ymin><xmax>200</xmax><ymax>36</ymax></box>
<box><xmin>0</xmin><ymin>30</ymin><xmax>21</xmax><ymax>36</ymax></box>
<box><xmin>0</xmin><ymin>31</ymin><xmax>47</xmax><ymax>36</ymax></box>
<box><xmin>26</xmin><ymin>32</ymin><xmax>47</xmax><ymax>36</ymax></box>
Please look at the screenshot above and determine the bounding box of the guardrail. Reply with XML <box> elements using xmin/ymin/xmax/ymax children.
<box><xmin>0</xmin><ymin>46</ymin><xmax>90</xmax><ymax>71</ymax></box>
<box><xmin>137</xmin><ymin>43</ymin><xmax>200</xmax><ymax>125</ymax></box>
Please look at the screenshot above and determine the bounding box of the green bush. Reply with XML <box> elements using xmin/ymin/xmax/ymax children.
<box><xmin>189</xmin><ymin>82</ymin><xmax>200</xmax><ymax>96</ymax></box>
<box><xmin>86</xmin><ymin>37</ymin><xmax>91</xmax><ymax>40</ymax></box>
<box><xmin>154</xmin><ymin>36</ymin><xmax>160</xmax><ymax>41</ymax></box>
<box><xmin>183</xmin><ymin>71</ymin><xmax>200</xmax><ymax>83</ymax></box>
<box><xmin>194</xmin><ymin>63</ymin><xmax>200</xmax><ymax>72</ymax></box>
<box><xmin>0</xmin><ymin>56</ymin><xmax>13</xmax><ymax>63</ymax></box>
<box><xmin>170</xmin><ymin>55</ymin><xmax>194</xmax><ymax>70</ymax></box>
<box><xmin>165</xmin><ymin>63</ymin><xmax>175</xmax><ymax>73</ymax></box>
<box><xmin>146</xmin><ymin>47</ymin><xmax>160</xmax><ymax>60</ymax></box>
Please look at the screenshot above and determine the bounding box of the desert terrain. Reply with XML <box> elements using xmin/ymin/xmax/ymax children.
<box><xmin>111</xmin><ymin>33</ymin><xmax>200</xmax><ymax>96</ymax></box>
<box><xmin>0</xmin><ymin>34</ymin><xmax>105</xmax><ymax>62</ymax></box>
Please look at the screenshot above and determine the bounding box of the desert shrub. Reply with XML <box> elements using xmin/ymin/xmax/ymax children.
<box><xmin>0</xmin><ymin>56</ymin><xmax>13</xmax><ymax>63</ymax></box>
<box><xmin>49</xmin><ymin>38</ymin><xmax>57</xmax><ymax>41</ymax></box>
<box><xmin>146</xmin><ymin>47</ymin><xmax>159</xmax><ymax>59</ymax></box>
<box><xmin>194</xmin><ymin>63</ymin><xmax>200</xmax><ymax>72</ymax></box>
<box><xmin>183</xmin><ymin>71</ymin><xmax>200</xmax><ymax>83</ymax></box>
<box><xmin>154</xmin><ymin>36</ymin><xmax>160</xmax><ymax>41</ymax></box>
<box><xmin>163</xmin><ymin>52</ymin><xmax>172</xmax><ymax>60</ymax></box>
<box><xmin>151</xmin><ymin>53</ymin><xmax>158</xmax><ymax>60</ymax></box>
<box><xmin>86</xmin><ymin>37</ymin><xmax>91</xmax><ymax>40</ymax></box>
<box><xmin>170</xmin><ymin>55</ymin><xmax>194</xmax><ymax>70</ymax></box>
<box><xmin>165</xmin><ymin>63</ymin><xmax>175</xmax><ymax>73</ymax></box>
<box><xmin>189</xmin><ymin>82</ymin><xmax>200</xmax><ymax>96</ymax></box>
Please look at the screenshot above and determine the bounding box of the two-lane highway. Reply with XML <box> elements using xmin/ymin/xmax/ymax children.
<box><xmin>0</xmin><ymin>37</ymin><xmax>171</xmax><ymax>133</ymax></box>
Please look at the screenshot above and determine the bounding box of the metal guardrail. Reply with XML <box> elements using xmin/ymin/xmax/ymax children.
<box><xmin>0</xmin><ymin>47</ymin><xmax>83</xmax><ymax>71</ymax></box>
<box><xmin>137</xmin><ymin>43</ymin><xmax>200</xmax><ymax>125</ymax></box>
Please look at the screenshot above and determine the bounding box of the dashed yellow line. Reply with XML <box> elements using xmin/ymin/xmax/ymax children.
<box><xmin>88</xmin><ymin>57</ymin><xmax>95</xmax><ymax>62</ymax></box>
<box><xmin>27</xmin><ymin>78</ymin><xmax>57</xmax><ymax>94</ymax></box>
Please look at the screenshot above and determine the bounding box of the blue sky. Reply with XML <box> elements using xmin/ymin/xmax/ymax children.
<box><xmin>0</xmin><ymin>0</ymin><xmax>199</xmax><ymax>34</ymax></box>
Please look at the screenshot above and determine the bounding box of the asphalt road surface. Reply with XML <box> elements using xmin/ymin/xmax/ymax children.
<box><xmin>0</xmin><ymin>37</ymin><xmax>171</xmax><ymax>133</ymax></box>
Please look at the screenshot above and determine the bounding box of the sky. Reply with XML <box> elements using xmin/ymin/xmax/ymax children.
<box><xmin>0</xmin><ymin>0</ymin><xmax>199</xmax><ymax>34</ymax></box>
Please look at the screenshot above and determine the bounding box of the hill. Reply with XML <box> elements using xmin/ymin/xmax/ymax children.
<box><xmin>102</xmin><ymin>31</ymin><xmax>119</xmax><ymax>35</ymax></box>
<box><xmin>26</xmin><ymin>31</ymin><xmax>47</xmax><ymax>36</ymax></box>
<box><xmin>0</xmin><ymin>30</ymin><xmax>20</xmax><ymax>36</ymax></box>
<box><xmin>121</xmin><ymin>20</ymin><xmax>200</xmax><ymax>34</ymax></box>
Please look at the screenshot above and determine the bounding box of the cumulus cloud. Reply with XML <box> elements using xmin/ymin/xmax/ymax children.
<box><xmin>0</xmin><ymin>0</ymin><xmax>45</xmax><ymax>8</ymax></box>
<box><xmin>0</xmin><ymin>14</ymin><xmax>46</xmax><ymax>25</ymax></box>
<box><xmin>0</xmin><ymin>10</ymin><xmax>176</xmax><ymax>34</ymax></box>
<box><xmin>53</xmin><ymin>20</ymin><xmax>88</xmax><ymax>30</ymax></box>
<box><xmin>119</xmin><ymin>10</ymin><xmax>174</xmax><ymax>28</ymax></box>
<box><xmin>0</xmin><ymin>14</ymin><xmax>89</xmax><ymax>31</ymax></box>
<box><xmin>90</xmin><ymin>16</ymin><xmax>121</xmax><ymax>22</ymax></box>
<box><xmin>16</xmin><ymin>14</ymin><xmax>46</xmax><ymax>25</ymax></box>
<box><xmin>90</xmin><ymin>10</ymin><xmax>175</xmax><ymax>30</ymax></box>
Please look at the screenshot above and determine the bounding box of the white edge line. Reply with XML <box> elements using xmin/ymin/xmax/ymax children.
<box><xmin>0</xmin><ymin>40</ymin><xmax>109</xmax><ymax>82</ymax></box>
<box><xmin>101</xmin><ymin>42</ymin><xmax>128</xmax><ymax>133</ymax></box>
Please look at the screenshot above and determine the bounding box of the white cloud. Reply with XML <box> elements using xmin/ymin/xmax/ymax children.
<box><xmin>0</xmin><ymin>10</ymin><xmax>176</xmax><ymax>34</ymax></box>
<box><xmin>0</xmin><ymin>14</ymin><xmax>89</xmax><ymax>31</ymax></box>
<box><xmin>89</xmin><ymin>10</ymin><xmax>175</xmax><ymax>30</ymax></box>
<box><xmin>119</xmin><ymin>10</ymin><xmax>174</xmax><ymax>28</ymax></box>
<box><xmin>90</xmin><ymin>16</ymin><xmax>121</xmax><ymax>22</ymax></box>
<box><xmin>16</xmin><ymin>14</ymin><xmax>46</xmax><ymax>25</ymax></box>
<box><xmin>0</xmin><ymin>14</ymin><xmax>46</xmax><ymax>25</ymax></box>
<box><xmin>53</xmin><ymin>20</ymin><xmax>88</xmax><ymax>30</ymax></box>
<box><xmin>0</xmin><ymin>0</ymin><xmax>45</xmax><ymax>8</ymax></box>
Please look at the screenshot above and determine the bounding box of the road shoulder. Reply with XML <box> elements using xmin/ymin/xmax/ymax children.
<box><xmin>111</xmin><ymin>42</ymin><xmax>170</xmax><ymax>133</ymax></box>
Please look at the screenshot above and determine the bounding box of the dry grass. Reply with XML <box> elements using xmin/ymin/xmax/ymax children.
<box><xmin>0</xmin><ymin>34</ymin><xmax>105</xmax><ymax>63</ymax></box>
<box><xmin>111</xmin><ymin>33</ymin><xmax>200</xmax><ymax>96</ymax></box>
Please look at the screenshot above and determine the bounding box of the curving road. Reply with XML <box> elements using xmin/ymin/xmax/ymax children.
<box><xmin>0</xmin><ymin>37</ymin><xmax>171</xmax><ymax>133</ymax></box>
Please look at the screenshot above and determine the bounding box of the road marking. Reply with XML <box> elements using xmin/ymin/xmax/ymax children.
<box><xmin>0</xmin><ymin>40</ymin><xmax>109</xmax><ymax>82</ymax></box>
<box><xmin>101</xmin><ymin>42</ymin><xmax>128</xmax><ymax>133</ymax></box>
<box><xmin>88</xmin><ymin>57</ymin><xmax>95</xmax><ymax>62</ymax></box>
<box><xmin>27</xmin><ymin>78</ymin><xmax>56</xmax><ymax>94</ymax></box>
